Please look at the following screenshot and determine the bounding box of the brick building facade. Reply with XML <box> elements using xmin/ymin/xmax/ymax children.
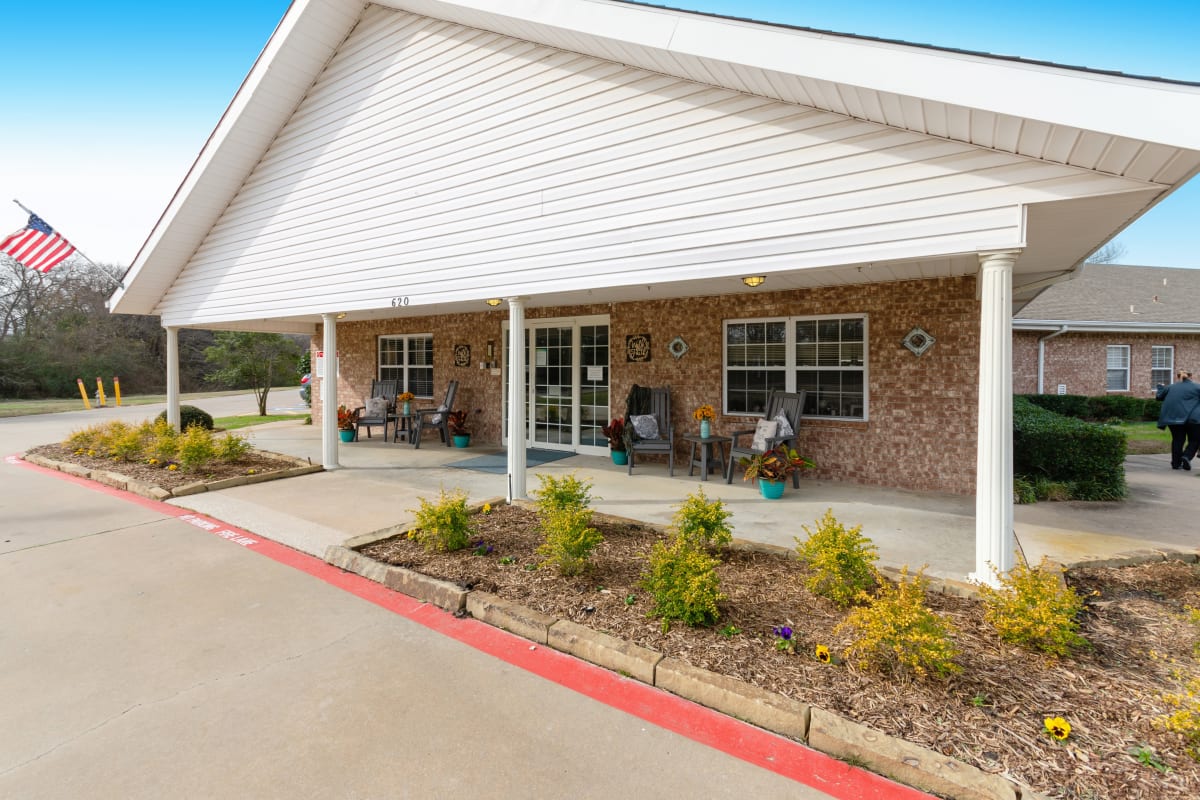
<box><xmin>316</xmin><ymin>275</ymin><xmax>981</xmax><ymax>495</ymax></box>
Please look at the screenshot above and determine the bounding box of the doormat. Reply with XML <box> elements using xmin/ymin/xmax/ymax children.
<box><xmin>447</xmin><ymin>449</ymin><xmax>576</xmax><ymax>474</ymax></box>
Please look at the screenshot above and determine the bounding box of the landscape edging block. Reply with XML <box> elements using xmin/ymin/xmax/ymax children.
<box><xmin>383</xmin><ymin>565</ymin><xmax>467</xmax><ymax>613</ymax></box>
<box><xmin>466</xmin><ymin>591</ymin><xmax>555</xmax><ymax>644</ymax></box>
<box><xmin>655</xmin><ymin>656</ymin><xmax>810</xmax><ymax>741</ymax></box>
<box><xmin>807</xmin><ymin>706</ymin><xmax>1018</xmax><ymax>800</ymax></box>
<box><xmin>547</xmin><ymin>619</ymin><xmax>661</xmax><ymax>684</ymax></box>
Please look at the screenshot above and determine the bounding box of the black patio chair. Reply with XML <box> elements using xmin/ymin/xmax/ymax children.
<box><xmin>626</xmin><ymin>385</ymin><xmax>674</xmax><ymax>476</ymax></box>
<box><xmin>412</xmin><ymin>380</ymin><xmax>458</xmax><ymax>448</ymax></box>
<box><xmin>354</xmin><ymin>379</ymin><xmax>399</xmax><ymax>441</ymax></box>
<box><xmin>726</xmin><ymin>390</ymin><xmax>805</xmax><ymax>487</ymax></box>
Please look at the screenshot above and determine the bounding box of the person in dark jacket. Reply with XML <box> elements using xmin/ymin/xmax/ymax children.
<box><xmin>1156</xmin><ymin>370</ymin><xmax>1200</xmax><ymax>470</ymax></box>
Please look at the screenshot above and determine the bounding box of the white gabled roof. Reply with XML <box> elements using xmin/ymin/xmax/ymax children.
<box><xmin>110</xmin><ymin>0</ymin><xmax>1200</xmax><ymax>318</ymax></box>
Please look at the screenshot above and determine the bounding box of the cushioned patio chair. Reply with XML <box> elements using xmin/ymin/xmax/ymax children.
<box><xmin>354</xmin><ymin>379</ymin><xmax>399</xmax><ymax>441</ymax></box>
<box><xmin>726</xmin><ymin>390</ymin><xmax>806</xmax><ymax>487</ymax></box>
<box><xmin>626</xmin><ymin>385</ymin><xmax>674</xmax><ymax>476</ymax></box>
<box><xmin>412</xmin><ymin>380</ymin><xmax>458</xmax><ymax>448</ymax></box>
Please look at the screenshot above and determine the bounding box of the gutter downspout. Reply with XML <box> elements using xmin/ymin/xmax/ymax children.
<box><xmin>1036</xmin><ymin>326</ymin><xmax>1069</xmax><ymax>394</ymax></box>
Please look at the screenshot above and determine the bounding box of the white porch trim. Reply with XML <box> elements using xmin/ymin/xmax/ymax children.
<box><xmin>506</xmin><ymin>297</ymin><xmax>527</xmax><ymax>501</ymax></box>
<box><xmin>165</xmin><ymin>325</ymin><xmax>180</xmax><ymax>430</ymax></box>
<box><xmin>321</xmin><ymin>313</ymin><xmax>340</xmax><ymax>470</ymax></box>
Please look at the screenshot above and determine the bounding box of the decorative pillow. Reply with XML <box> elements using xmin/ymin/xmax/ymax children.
<box><xmin>750</xmin><ymin>419</ymin><xmax>779</xmax><ymax>451</ymax></box>
<box><xmin>630</xmin><ymin>414</ymin><xmax>659</xmax><ymax>440</ymax></box>
<box><xmin>365</xmin><ymin>397</ymin><xmax>388</xmax><ymax>418</ymax></box>
<box><xmin>774</xmin><ymin>412</ymin><xmax>795</xmax><ymax>439</ymax></box>
<box><xmin>430</xmin><ymin>403</ymin><xmax>448</xmax><ymax>424</ymax></box>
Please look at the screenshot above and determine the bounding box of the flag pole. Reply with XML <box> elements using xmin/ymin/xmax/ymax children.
<box><xmin>11</xmin><ymin>199</ymin><xmax>124</xmax><ymax>290</ymax></box>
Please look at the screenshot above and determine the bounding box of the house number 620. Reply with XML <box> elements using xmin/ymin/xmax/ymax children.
<box><xmin>390</xmin><ymin>296</ymin><xmax>410</xmax><ymax>307</ymax></box>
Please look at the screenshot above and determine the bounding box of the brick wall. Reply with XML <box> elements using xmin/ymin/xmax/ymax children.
<box><xmin>313</xmin><ymin>276</ymin><xmax>982</xmax><ymax>494</ymax></box>
<box><xmin>1014</xmin><ymin>331</ymin><xmax>1200</xmax><ymax>397</ymax></box>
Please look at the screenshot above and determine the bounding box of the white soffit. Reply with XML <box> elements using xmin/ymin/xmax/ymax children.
<box><xmin>384</xmin><ymin>0</ymin><xmax>1200</xmax><ymax>159</ymax></box>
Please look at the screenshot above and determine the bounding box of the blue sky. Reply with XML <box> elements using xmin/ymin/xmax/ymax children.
<box><xmin>4</xmin><ymin>0</ymin><xmax>1197</xmax><ymax>268</ymax></box>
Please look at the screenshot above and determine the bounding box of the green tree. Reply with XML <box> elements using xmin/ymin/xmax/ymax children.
<box><xmin>204</xmin><ymin>332</ymin><xmax>301</xmax><ymax>415</ymax></box>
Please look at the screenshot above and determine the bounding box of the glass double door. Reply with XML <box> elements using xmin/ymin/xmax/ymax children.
<box><xmin>503</xmin><ymin>317</ymin><xmax>609</xmax><ymax>454</ymax></box>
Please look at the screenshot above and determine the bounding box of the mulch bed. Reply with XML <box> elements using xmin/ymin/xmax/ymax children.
<box><xmin>361</xmin><ymin>504</ymin><xmax>1200</xmax><ymax>799</ymax></box>
<box><xmin>26</xmin><ymin>443</ymin><xmax>300</xmax><ymax>492</ymax></box>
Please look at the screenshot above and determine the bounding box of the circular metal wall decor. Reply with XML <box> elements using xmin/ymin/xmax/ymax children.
<box><xmin>901</xmin><ymin>327</ymin><xmax>936</xmax><ymax>357</ymax></box>
<box><xmin>453</xmin><ymin>343</ymin><xmax>472</xmax><ymax>367</ymax></box>
<box><xmin>667</xmin><ymin>336</ymin><xmax>689</xmax><ymax>359</ymax></box>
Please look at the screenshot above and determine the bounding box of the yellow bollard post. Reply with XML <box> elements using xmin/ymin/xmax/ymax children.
<box><xmin>77</xmin><ymin>378</ymin><xmax>92</xmax><ymax>410</ymax></box>
<box><xmin>95</xmin><ymin>377</ymin><xmax>107</xmax><ymax>408</ymax></box>
<box><xmin>113</xmin><ymin>376</ymin><xmax>122</xmax><ymax>407</ymax></box>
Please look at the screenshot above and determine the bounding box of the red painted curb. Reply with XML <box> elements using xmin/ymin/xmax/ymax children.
<box><xmin>10</xmin><ymin>454</ymin><xmax>931</xmax><ymax>800</ymax></box>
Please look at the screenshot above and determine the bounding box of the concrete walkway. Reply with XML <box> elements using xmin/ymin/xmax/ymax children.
<box><xmin>169</xmin><ymin>416</ymin><xmax>1198</xmax><ymax>583</ymax></box>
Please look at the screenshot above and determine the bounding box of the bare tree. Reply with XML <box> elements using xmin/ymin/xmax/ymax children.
<box><xmin>1086</xmin><ymin>240</ymin><xmax>1128</xmax><ymax>264</ymax></box>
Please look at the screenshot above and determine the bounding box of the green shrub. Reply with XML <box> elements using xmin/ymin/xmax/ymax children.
<box><xmin>537</xmin><ymin>506</ymin><xmax>603</xmax><ymax>576</ymax></box>
<box><xmin>836</xmin><ymin>567</ymin><xmax>960</xmax><ymax>678</ymax></box>
<box><xmin>794</xmin><ymin>509</ymin><xmax>879</xmax><ymax>607</ymax></box>
<box><xmin>1019</xmin><ymin>393</ymin><xmax>1160</xmax><ymax>423</ymax></box>
<box><xmin>670</xmin><ymin>487</ymin><xmax>733</xmax><ymax>550</ymax></box>
<box><xmin>409</xmin><ymin>488</ymin><xmax>474</xmax><ymax>552</ymax></box>
<box><xmin>1013</xmin><ymin>396</ymin><xmax>1126</xmax><ymax>500</ymax></box>
<box><xmin>156</xmin><ymin>405</ymin><xmax>214</xmax><ymax>431</ymax></box>
<box><xmin>1013</xmin><ymin>476</ymin><xmax>1037</xmax><ymax>505</ymax></box>
<box><xmin>147</xmin><ymin>419</ymin><xmax>179</xmax><ymax>462</ymax></box>
<box><xmin>642</xmin><ymin>538</ymin><xmax>724</xmax><ymax>631</ymax></box>
<box><xmin>978</xmin><ymin>558</ymin><xmax>1087</xmax><ymax>657</ymax></box>
<box><xmin>176</xmin><ymin>425</ymin><xmax>217</xmax><ymax>470</ymax></box>
<box><xmin>215</xmin><ymin>432</ymin><xmax>252</xmax><ymax>461</ymax></box>
<box><xmin>532</xmin><ymin>472</ymin><xmax>595</xmax><ymax>514</ymax></box>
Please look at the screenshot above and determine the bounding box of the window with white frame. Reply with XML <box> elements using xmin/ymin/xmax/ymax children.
<box><xmin>1151</xmin><ymin>345</ymin><xmax>1174</xmax><ymax>389</ymax></box>
<box><xmin>1105</xmin><ymin>345</ymin><xmax>1130</xmax><ymax>392</ymax></box>
<box><xmin>379</xmin><ymin>334</ymin><xmax>433</xmax><ymax>398</ymax></box>
<box><xmin>724</xmin><ymin>315</ymin><xmax>867</xmax><ymax>418</ymax></box>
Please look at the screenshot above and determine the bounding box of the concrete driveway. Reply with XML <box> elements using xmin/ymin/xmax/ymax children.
<box><xmin>1</xmin><ymin>395</ymin><xmax>853</xmax><ymax>799</ymax></box>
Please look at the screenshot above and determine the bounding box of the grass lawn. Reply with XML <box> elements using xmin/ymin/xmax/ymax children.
<box><xmin>215</xmin><ymin>414</ymin><xmax>308</xmax><ymax>431</ymax></box>
<box><xmin>0</xmin><ymin>388</ymin><xmax>301</xmax><ymax>419</ymax></box>
<box><xmin>1112</xmin><ymin>420</ymin><xmax>1170</xmax><ymax>454</ymax></box>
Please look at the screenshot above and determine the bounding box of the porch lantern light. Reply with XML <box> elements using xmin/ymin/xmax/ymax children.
<box><xmin>335</xmin><ymin>312</ymin><xmax>347</xmax><ymax>319</ymax></box>
<box><xmin>742</xmin><ymin>276</ymin><xmax>766</xmax><ymax>288</ymax></box>
<box><xmin>485</xmin><ymin>298</ymin><xmax>502</xmax><ymax>306</ymax></box>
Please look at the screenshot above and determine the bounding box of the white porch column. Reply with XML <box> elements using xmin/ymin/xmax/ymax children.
<box><xmin>165</xmin><ymin>326</ymin><xmax>181</xmax><ymax>430</ymax></box>
<box><xmin>321</xmin><ymin>313</ymin><xmax>340</xmax><ymax>471</ymax></box>
<box><xmin>506</xmin><ymin>297</ymin><xmax>527</xmax><ymax>501</ymax></box>
<box><xmin>972</xmin><ymin>251</ymin><xmax>1020</xmax><ymax>586</ymax></box>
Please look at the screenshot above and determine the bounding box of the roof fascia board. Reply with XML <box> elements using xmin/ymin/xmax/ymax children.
<box><xmin>1013</xmin><ymin>319</ymin><xmax>1200</xmax><ymax>334</ymax></box>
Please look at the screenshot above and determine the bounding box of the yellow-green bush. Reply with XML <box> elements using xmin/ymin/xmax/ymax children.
<box><xmin>794</xmin><ymin>509</ymin><xmax>879</xmax><ymax>607</ymax></box>
<box><xmin>215</xmin><ymin>432</ymin><xmax>252</xmax><ymax>461</ymax></box>
<box><xmin>147</xmin><ymin>419</ymin><xmax>179</xmax><ymax>462</ymax></box>
<box><xmin>532</xmin><ymin>472</ymin><xmax>595</xmax><ymax>514</ymax></box>
<box><xmin>176</xmin><ymin>425</ymin><xmax>218</xmax><ymax>470</ymax></box>
<box><xmin>836</xmin><ymin>567</ymin><xmax>960</xmax><ymax>678</ymax></box>
<box><xmin>536</xmin><ymin>506</ymin><xmax>603</xmax><ymax>576</ymax></box>
<box><xmin>978</xmin><ymin>558</ymin><xmax>1087</xmax><ymax>657</ymax></box>
<box><xmin>641</xmin><ymin>538</ymin><xmax>725</xmax><ymax>631</ymax></box>
<box><xmin>670</xmin><ymin>487</ymin><xmax>733</xmax><ymax>550</ymax></box>
<box><xmin>409</xmin><ymin>487</ymin><xmax>474</xmax><ymax>552</ymax></box>
<box><xmin>1160</xmin><ymin>671</ymin><xmax>1200</xmax><ymax>761</ymax></box>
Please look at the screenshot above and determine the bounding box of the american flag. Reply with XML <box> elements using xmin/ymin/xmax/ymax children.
<box><xmin>0</xmin><ymin>212</ymin><xmax>78</xmax><ymax>273</ymax></box>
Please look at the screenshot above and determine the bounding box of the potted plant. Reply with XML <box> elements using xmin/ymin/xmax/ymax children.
<box><xmin>337</xmin><ymin>404</ymin><xmax>358</xmax><ymax>443</ymax></box>
<box><xmin>692</xmin><ymin>404</ymin><xmax>716</xmax><ymax>439</ymax></box>
<box><xmin>739</xmin><ymin>445</ymin><xmax>813</xmax><ymax>499</ymax></box>
<box><xmin>397</xmin><ymin>391</ymin><xmax>414</xmax><ymax>416</ymax></box>
<box><xmin>448</xmin><ymin>409</ymin><xmax>471</xmax><ymax>447</ymax></box>
<box><xmin>602</xmin><ymin>418</ymin><xmax>627</xmax><ymax>465</ymax></box>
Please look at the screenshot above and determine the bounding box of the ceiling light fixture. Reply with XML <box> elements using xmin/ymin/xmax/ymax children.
<box><xmin>335</xmin><ymin>312</ymin><xmax>347</xmax><ymax>319</ymax></box>
<box><xmin>485</xmin><ymin>298</ymin><xmax>502</xmax><ymax>306</ymax></box>
<box><xmin>742</xmin><ymin>276</ymin><xmax>766</xmax><ymax>288</ymax></box>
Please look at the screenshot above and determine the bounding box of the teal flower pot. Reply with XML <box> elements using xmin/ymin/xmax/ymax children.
<box><xmin>611</xmin><ymin>449</ymin><xmax>629</xmax><ymax>465</ymax></box>
<box><xmin>453</xmin><ymin>434</ymin><xmax>471</xmax><ymax>448</ymax></box>
<box><xmin>339</xmin><ymin>429</ymin><xmax>354</xmax><ymax>443</ymax></box>
<box><xmin>759</xmin><ymin>479</ymin><xmax>785</xmax><ymax>499</ymax></box>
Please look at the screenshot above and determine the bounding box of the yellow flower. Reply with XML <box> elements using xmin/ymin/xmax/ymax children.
<box><xmin>168</xmin><ymin>464</ymin><xmax>179</xmax><ymax>471</ymax></box>
<box><xmin>692</xmin><ymin>404</ymin><xmax>716</xmax><ymax>422</ymax></box>
<box><xmin>247</xmin><ymin>469</ymin><xmax>256</xmax><ymax>475</ymax></box>
<box><xmin>482</xmin><ymin>503</ymin><xmax>492</xmax><ymax>514</ymax></box>
<box><xmin>1044</xmin><ymin>716</ymin><xmax>1071</xmax><ymax>741</ymax></box>
<box><xmin>87</xmin><ymin>449</ymin><xmax>96</xmax><ymax>457</ymax></box>
<box><xmin>815</xmin><ymin>644</ymin><xmax>831</xmax><ymax>663</ymax></box>
<box><xmin>148</xmin><ymin>458</ymin><xmax>158</xmax><ymax>465</ymax></box>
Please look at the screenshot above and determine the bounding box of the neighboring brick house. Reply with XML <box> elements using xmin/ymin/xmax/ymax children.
<box><xmin>108</xmin><ymin>0</ymin><xmax>1200</xmax><ymax>581</ymax></box>
<box><xmin>1015</xmin><ymin>264</ymin><xmax>1200</xmax><ymax>397</ymax></box>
